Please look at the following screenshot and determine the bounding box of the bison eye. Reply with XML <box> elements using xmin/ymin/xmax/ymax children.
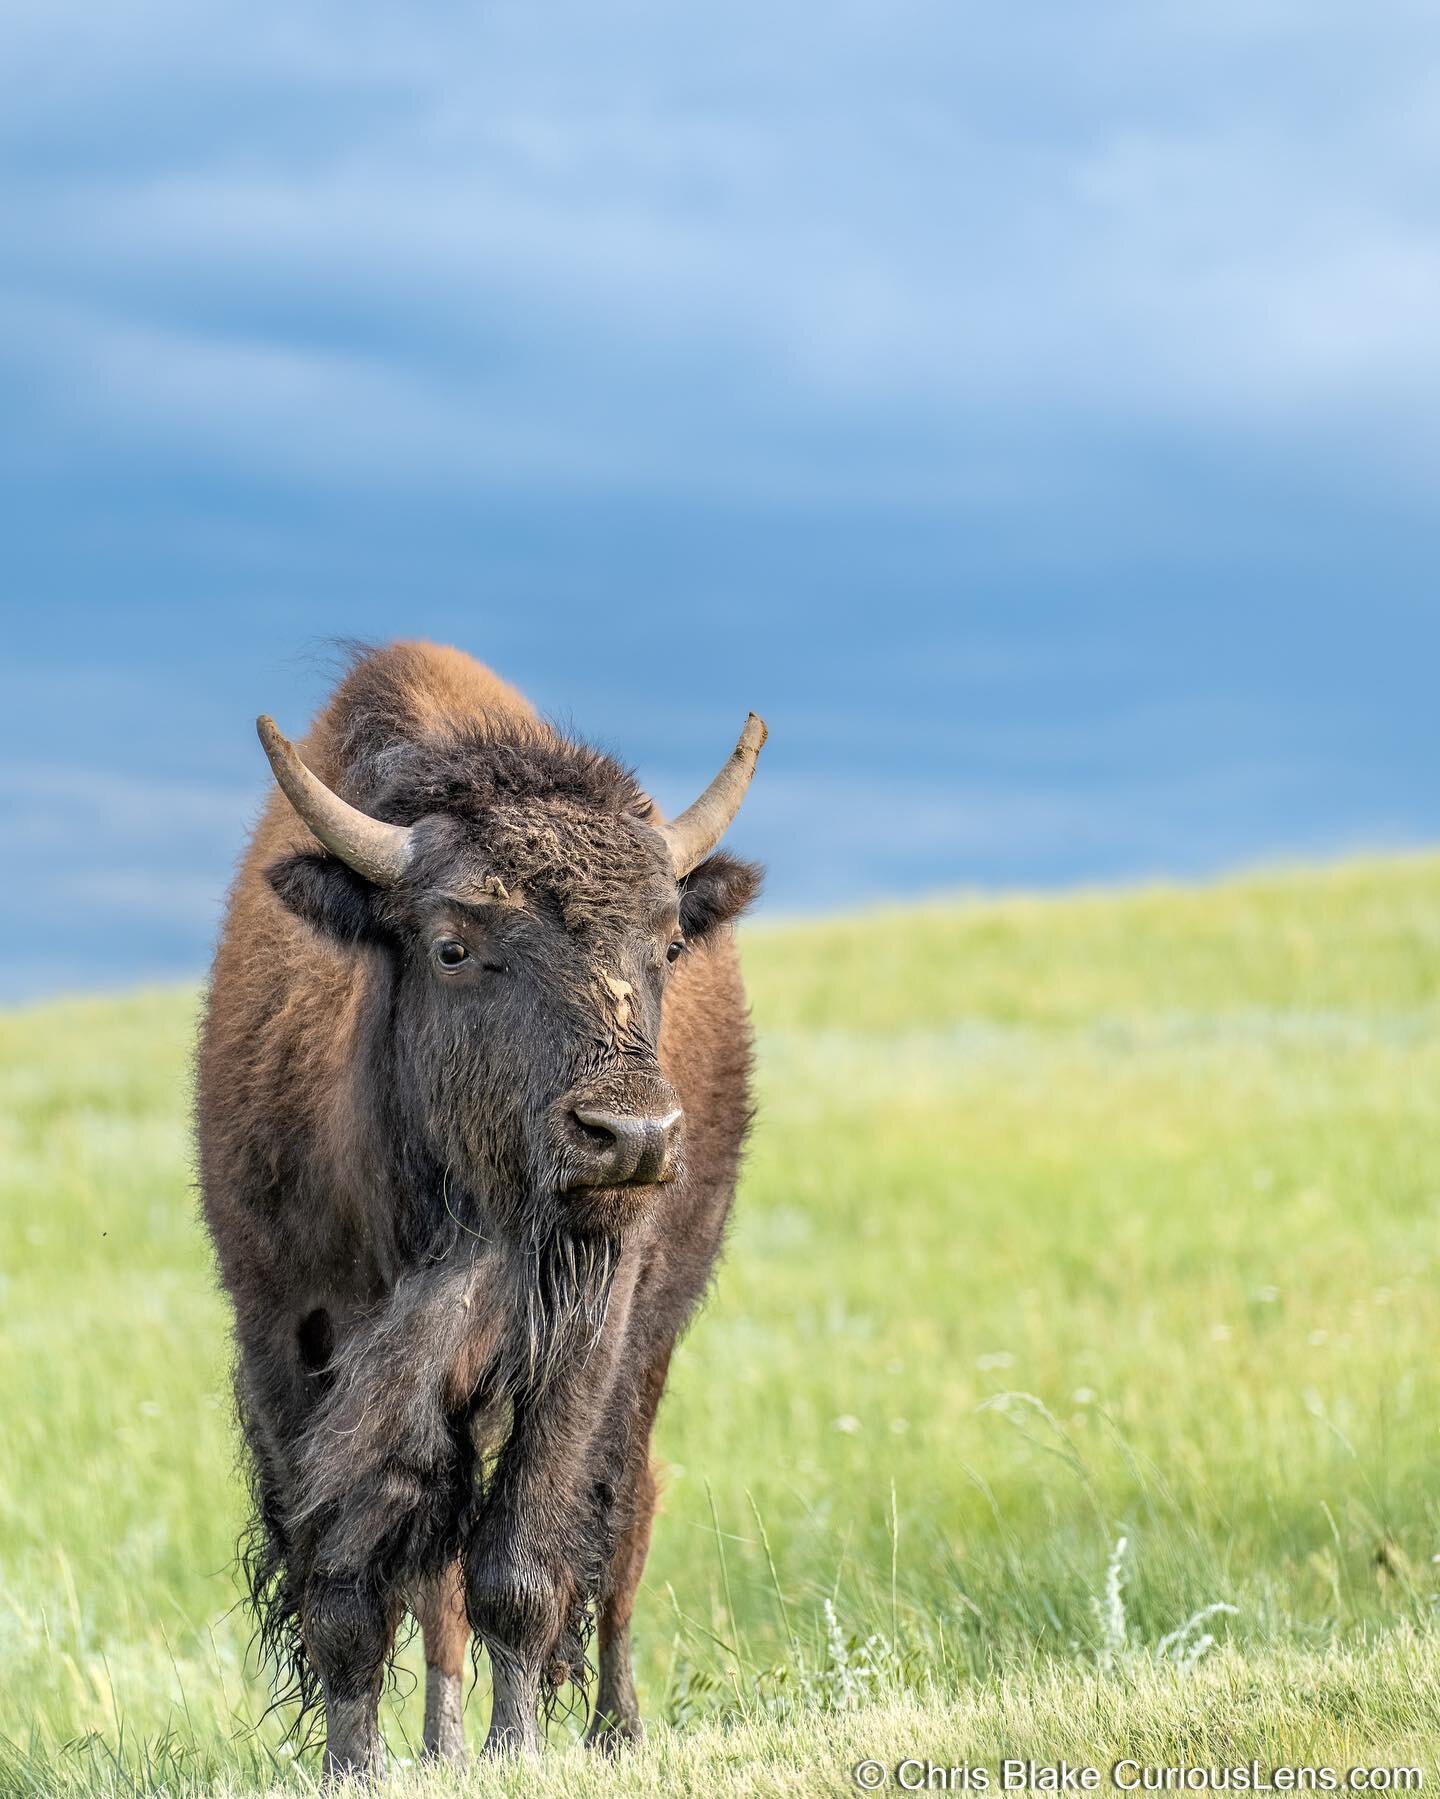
<box><xmin>666</xmin><ymin>937</ymin><xmax>686</xmax><ymax>964</ymax></box>
<box><xmin>433</xmin><ymin>938</ymin><xmax>469</xmax><ymax>971</ymax></box>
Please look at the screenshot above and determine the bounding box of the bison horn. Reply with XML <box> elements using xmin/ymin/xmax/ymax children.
<box><xmin>256</xmin><ymin>716</ymin><xmax>414</xmax><ymax>887</ymax></box>
<box><xmin>657</xmin><ymin>713</ymin><xmax>768</xmax><ymax>879</ymax></box>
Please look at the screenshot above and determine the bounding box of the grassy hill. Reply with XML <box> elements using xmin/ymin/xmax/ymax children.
<box><xmin>4</xmin><ymin>855</ymin><xmax>1440</xmax><ymax>1794</ymax></box>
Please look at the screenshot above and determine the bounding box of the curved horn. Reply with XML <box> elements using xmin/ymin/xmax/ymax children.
<box><xmin>256</xmin><ymin>715</ymin><xmax>414</xmax><ymax>887</ymax></box>
<box><xmin>657</xmin><ymin>712</ymin><xmax>767</xmax><ymax>879</ymax></box>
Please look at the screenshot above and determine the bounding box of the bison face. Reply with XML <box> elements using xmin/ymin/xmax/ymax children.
<box><xmin>261</xmin><ymin>721</ymin><xmax>763</xmax><ymax>1240</ymax></box>
<box><xmin>393</xmin><ymin>810</ymin><xmax>756</xmax><ymax>1235</ymax></box>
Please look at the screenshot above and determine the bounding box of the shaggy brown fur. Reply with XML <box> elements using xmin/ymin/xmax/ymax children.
<box><xmin>195</xmin><ymin>642</ymin><xmax>760</xmax><ymax>1773</ymax></box>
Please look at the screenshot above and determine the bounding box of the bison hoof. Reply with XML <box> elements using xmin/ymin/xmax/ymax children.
<box><xmin>481</xmin><ymin>1719</ymin><xmax>540</xmax><ymax>1759</ymax></box>
<box><xmin>321</xmin><ymin>1697</ymin><xmax>386</xmax><ymax>1785</ymax></box>
<box><xmin>321</xmin><ymin>1743</ymin><xmax>386</xmax><ymax>1786</ymax></box>
<box><xmin>585</xmin><ymin>1709</ymin><xmax>644</xmax><ymax>1753</ymax></box>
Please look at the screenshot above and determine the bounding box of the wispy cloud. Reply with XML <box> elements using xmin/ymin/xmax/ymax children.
<box><xmin>0</xmin><ymin>767</ymin><xmax>251</xmax><ymax>958</ymax></box>
<box><xmin>3</xmin><ymin>0</ymin><xmax>1439</xmax><ymax>998</ymax></box>
<box><xmin>0</xmin><ymin>767</ymin><xmax>253</xmax><ymax>842</ymax></box>
<box><xmin>5</xmin><ymin>0</ymin><xmax>1440</xmax><ymax>498</ymax></box>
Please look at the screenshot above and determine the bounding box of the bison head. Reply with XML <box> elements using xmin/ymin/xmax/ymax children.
<box><xmin>258</xmin><ymin>712</ymin><xmax>764</xmax><ymax>1239</ymax></box>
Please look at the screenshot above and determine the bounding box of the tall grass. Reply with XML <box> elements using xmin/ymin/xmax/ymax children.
<box><xmin>3</xmin><ymin>855</ymin><xmax>1440</xmax><ymax>1789</ymax></box>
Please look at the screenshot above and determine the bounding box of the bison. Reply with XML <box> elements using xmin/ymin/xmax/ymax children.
<box><xmin>195</xmin><ymin>641</ymin><xmax>765</xmax><ymax>1773</ymax></box>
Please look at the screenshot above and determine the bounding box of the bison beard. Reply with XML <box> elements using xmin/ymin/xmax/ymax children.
<box><xmin>196</xmin><ymin>641</ymin><xmax>763</xmax><ymax>1773</ymax></box>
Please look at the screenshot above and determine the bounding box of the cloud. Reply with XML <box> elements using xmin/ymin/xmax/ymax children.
<box><xmin>0</xmin><ymin>767</ymin><xmax>253</xmax><ymax>843</ymax></box>
<box><xmin>0</xmin><ymin>766</ymin><xmax>251</xmax><ymax>954</ymax></box>
<box><xmin>4</xmin><ymin>0</ymin><xmax>1438</xmax><ymax>1003</ymax></box>
<box><xmin>4</xmin><ymin>0</ymin><xmax>1440</xmax><ymax>501</ymax></box>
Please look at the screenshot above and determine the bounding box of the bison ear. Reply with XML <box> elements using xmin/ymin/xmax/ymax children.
<box><xmin>678</xmin><ymin>851</ymin><xmax>763</xmax><ymax>942</ymax></box>
<box><xmin>266</xmin><ymin>851</ymin><xmax>387</xmax><ymax>947</ymax></box>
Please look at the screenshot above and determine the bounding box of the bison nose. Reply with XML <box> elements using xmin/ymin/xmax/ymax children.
<box><xmin>567</xmin><ymin>1103</ymin><xmax>682</xmax><ymax>1190</ymax></box>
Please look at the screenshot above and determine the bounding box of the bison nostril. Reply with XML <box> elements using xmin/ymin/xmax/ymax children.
<box><xmin>565</xmin><ymin>1100</ymin><xmax>626</xmax><ymax>1144</ymax></box>
<box><xmin>572</xmin><ymin>1106</ymin><xmax>620</xmax><ymax>1146</ymax></box>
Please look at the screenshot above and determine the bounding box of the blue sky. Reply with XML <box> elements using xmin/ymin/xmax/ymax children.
<box><xmin>3</xmin><ymin>1</ymin><xmax>1439</xmax><ymax>999</ymax></box>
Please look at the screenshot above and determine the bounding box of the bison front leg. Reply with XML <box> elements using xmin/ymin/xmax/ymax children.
<box><xmin>466</xmin><ymin>1490</ymin><xmax>571</xmax><ymax>1757</ymax></box>
<box><xmin>464</xmin><ymin>1248</ymin><xmax>641</xmax><ymax>1756</ymax></box>
<box><xmin>304</xmin><ymin>1573</ymin><xmax>397</xmax><ymax>1780</ymax></box>
<box><xmin>292</xmin><ymin>1260</ymin><xmax>502</xmax><ymax>1779</ymax></box>
<box><xmin>467</xmin><ymin>1410</ymin><xmax>633</xmax><ymax>1757</ymax></box>
<box><xmin>301</xmin><ymin>1461</ymin><xmax>465</xmax><ymax>1779</ymax></box>
<box><xmin>586</xmin><ymin>1347</ymin><xmax>671</xmax><ymax>1750</ymax></box>
<box><xmin>583</xmin><ymin>1461</ymin><xmax>653</xmax><ymax>1750</ymax></box>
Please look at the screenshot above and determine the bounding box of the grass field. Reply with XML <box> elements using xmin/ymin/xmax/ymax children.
<box><xmin>4</xmin><ymin>854</ymin><xmax>1440</xmax><ymax>1795</ymax></box>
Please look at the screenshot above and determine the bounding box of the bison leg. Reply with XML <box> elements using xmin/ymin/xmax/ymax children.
<box><xmin>586</xmin><ymin>1349</ymin><xmax>671</xmax><ymax>1750</ymax></box>
<box><xmin>583</xmin><ymin>1458</ymin><xmax>655</xmax><ymax>1749</ymax></box>
<box><xmin>290</xmin><ymin>1262</ymin><xmax>501</xmax><ymax>1777</ymax></box>
<box><xmin>464</xmin><ymin>1252</ymin><xmax>644</xmax><ymax>1756</ymax></box>
<box><xmin>417</xmin><ymin>1562</ymin><xmax>469</xmax><ymax>1762</ymax></box>
<box><xmin>465</xmin><ymin>1378</ymin><xmax>619</xmax><ymax>1754</ymax></box>
<box><xmin>483</xmin><ymin>1640</ymin><xmax>545</xmax><ymax>1757</ymax></box>
<box><xmin>304</xmin><ymin>1574</ymin><xmax>397</xmax><ymax>1781</ymax></box>
<box><xmin>465</xmin><ymin>1503</ymin><xmax>560</xmax><ymax>1757</ymax></box>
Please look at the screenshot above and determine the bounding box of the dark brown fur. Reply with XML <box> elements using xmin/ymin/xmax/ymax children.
<box><xmin>195</xmin><ymin>642</ymin><xmax>759</xmax><ymax>1769</ymax></box>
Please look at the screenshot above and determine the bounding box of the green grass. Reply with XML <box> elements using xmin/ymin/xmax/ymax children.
<box><xmin>4</xmin><ymin>854</ymin><xmax>1440</xmax><ymax>1794</ymax></box>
